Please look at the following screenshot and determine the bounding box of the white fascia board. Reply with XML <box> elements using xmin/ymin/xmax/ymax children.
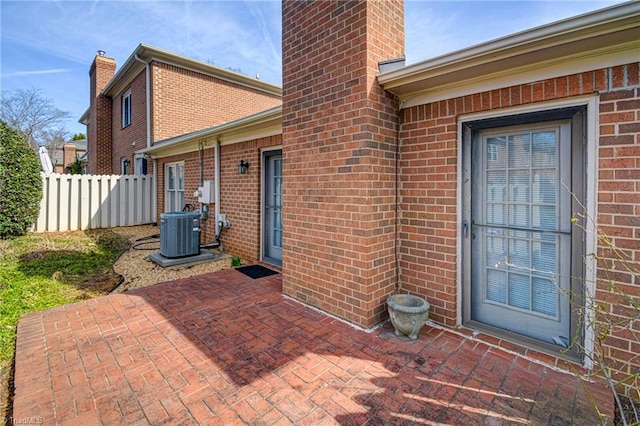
<box><xmin>379</xmin><ymin>1</ymin><xmax>640</xmax><ymax>108</ymax></box>
<box><xmin>78</xmin><ymin>107</ymin><xmax>90</xmax><ymax>125</ymax></box>
<box><xmin>379</xmin><ymin>2</ymin><xmax>639</xmax><ymax>87</ymax></box>
<box><xmin>400</xmin><ymin>41</ymin><xmax>639</xmax><ymax>109</ymax></box>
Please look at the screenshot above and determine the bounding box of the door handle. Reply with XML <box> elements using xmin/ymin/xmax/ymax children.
<box><xmin>462</xmin><ymin>220</ymin><xmax>468</xmax><ymax>238</ymax></box>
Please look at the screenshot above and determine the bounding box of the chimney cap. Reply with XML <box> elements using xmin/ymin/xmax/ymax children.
<box><xmin>378</xmin><ymin>57</ymin><xmax>406</xmax><ymax>74</ymax></box>
<box><xmin>97</xmin><ymin>50</ymin><xmax>106</xmax><ymax>57</ymax></box>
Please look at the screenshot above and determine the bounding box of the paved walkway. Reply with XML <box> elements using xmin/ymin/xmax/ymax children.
<box><xmin>13</xmin><ymin>268</ymin><xmax>613</xmax><ymax>425</ymax></box>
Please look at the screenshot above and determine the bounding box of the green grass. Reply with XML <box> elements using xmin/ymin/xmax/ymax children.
<box><xmin>0</xmin><ymin>230</ymin><xmax>130</xmax><ymax>362</ymax></box>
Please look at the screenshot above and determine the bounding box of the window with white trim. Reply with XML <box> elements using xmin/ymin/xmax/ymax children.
<box><xmin>165</xmin><ymin>162</ymin><xmax>185</xmax><ymax>212</ymax></box>
<box><xmin>134</xmin><ymin>154</ymin><xmax>147</xmax><ymax>175</ymax></box>
<box><xmin>122</xmin><ymin>89</ymin><xmax>132</xmax><ymax>128</ymax></box>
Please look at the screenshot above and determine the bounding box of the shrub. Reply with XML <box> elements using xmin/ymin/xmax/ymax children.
<box><xmin>69</xmin><ymin>157</ymin><xmax>83</xmax><ymax>174</ymax></box>
<box><xmin>0</xmin><ymin>121</ymin><xmax>42</xmax><ymax>238</ymax></box>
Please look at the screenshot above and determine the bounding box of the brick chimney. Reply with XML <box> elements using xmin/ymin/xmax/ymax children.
<box><xmin>62</xmin><ymin>143</ymin><xmax>77</xmax><ymax>172</ymax></box>
<box><xmin>88</xmin><ymin>51</ymin><xmax>115</xmax><ymax>174</ymax></box>
<box><xmin>282</xmin><ymin>0</ymin><xmax>405</xmax><ymax>328</ymax></box>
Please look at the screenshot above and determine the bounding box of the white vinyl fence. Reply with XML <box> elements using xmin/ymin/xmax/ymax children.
<box><xmin>33</xmin><ymin>173</ymin><xmax>156</xmax><ymax>232</ymax></box>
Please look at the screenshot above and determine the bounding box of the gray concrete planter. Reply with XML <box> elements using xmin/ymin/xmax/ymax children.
<box><xmin>387</xmin><ymin>294</ymin><xmax>430</xmax><ymax>340</ymax></box>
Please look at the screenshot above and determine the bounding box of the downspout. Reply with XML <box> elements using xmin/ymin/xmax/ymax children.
<box><xmin>152</xmin><ymin>158</ymin><xmax>158</xmax><ymax>222</ymax></box>
<box><xmin>394</xmin><ymin>111</ymin><xmax>402</xmax><ymax>291</ymax></box>
<box><xmin>200</xmin><ymin>139</ymin><xmax>222</xmax><ymax>249</ymax></box>
<box><xmin>214</xmin><ymin>139</ymin><xmax>221</xmax><ymax>237</ymax></box>
<box><xmin>199</xmin><ymin>141</ymin><xmax>204</xmax><ymax>186</ymax></box>
<box><xmin>134</xmin><ymin>54</ymin><xmax>152</xmax><ymax>148</ymax></box>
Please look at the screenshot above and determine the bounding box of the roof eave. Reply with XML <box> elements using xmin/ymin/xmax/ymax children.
<box><xmin>102</xmin><ymin>43</ymin><xmax>282</xmax><ymax>98</ymax></box>
<box><xmin>78</xmin><ymin>107</ymin><xmax>89</xmax><ymax>125</ymax></box>
<box><xmin>137</xmin><ymin>106</ymin><xmax>283</xmax><ymax>159</ymax></box>
<box><xmin>378</xmin><ymin>1</ymin><xmax>640</xmax><ymax>106</ymax></box>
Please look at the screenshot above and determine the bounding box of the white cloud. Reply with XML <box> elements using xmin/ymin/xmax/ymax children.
<box><xmin>1</xmin><ymin>69</ymin><xmax>72</xmax><ymax>78</ymax></box>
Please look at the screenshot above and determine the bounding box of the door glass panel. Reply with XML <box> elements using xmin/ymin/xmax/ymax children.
<box><xmin>487</xmin><ymin>137</ymin><xmax>506</xmax><ymax>168</ymax></box>
<box><xmin>487</xmin><ymin>171</ymin><xmax>506</xmax><ymax>202</ymax></box>
<box><xmin>508</xmin><ymin>134</ymin><xmax>530</xmax><ymax>168</ymax></box>
<box><xmin>532</xmin><ymin>277</ymin><xmax>557</xmax><ymax>316</ymax></box>
<box><xmin>508</xmin><ymin>232</ymin><xmax>530</xmax><ymax>268</ymax></box>
<box><xmin>532</xmin><ymin>132</ymin><xmax>556</xmax><ymax>166</ymax></box>
<box><xmin>272</xmin><ymin>159</ymin><xmax>283</xmax><ymax>249</ymax></box>
<box><xmin>533</xmin><ymin>169</ymin><xmax>556</xmax><ymax>203</ymax></box>
<box><xmin>508</xmin><ymin>273</ymin><xmax>530</xmax><ymax>310</ymax></box>
<box><xmin>533</xmin><ymin>205</ymin><xmax>556</xmax><ymax>230</ymax></box>
<box><xmin>532</xmin><ymin>239</ymin><xmax>556</xmax><ymax>275</ymax></box>
<box><xmin>273</xmin><ymin>211</ymin><xmax>282</xmax><ymax>248</ymax></box>
<box><xmin>486</xmin><ymin>269</ymin><xmax>506</xmax><ymax>304</ymax></box>
<box><xmin>486</xmin><ymin>235</ymin><xmax>506</xmax><ymax>267</ymax></box>
<box><xmin>264</xmin><ymin>153</ymin><xmax>283</xmax><ymax>264</ymax></box>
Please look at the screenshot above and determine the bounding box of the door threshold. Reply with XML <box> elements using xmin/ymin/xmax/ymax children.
<box><xmin>461</xmin><ymin>321</ymin><xmax>585</xmax><ymax>372</ymax></box>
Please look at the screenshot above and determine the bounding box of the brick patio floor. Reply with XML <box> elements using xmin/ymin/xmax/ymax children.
<box><xmin>13</xmin><ymin>268</ymin><xmax>613</xmax><ymax>425</ymax></box>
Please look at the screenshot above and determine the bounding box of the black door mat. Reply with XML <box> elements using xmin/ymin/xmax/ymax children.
<box><xmin>235</xmin><ymin>264</ymin><xmax>278</xmax><ymax>279</ymax></box>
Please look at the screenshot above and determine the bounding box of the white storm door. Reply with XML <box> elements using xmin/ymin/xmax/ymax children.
<box><xmin>263</xmin><ymin>151</ymin><xmax>283</xmax><ymax>266</ymax></box>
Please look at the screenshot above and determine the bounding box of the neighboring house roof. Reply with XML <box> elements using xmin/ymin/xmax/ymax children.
<box><xmin>378</xmin><ymin>1</ymin><xmax>640</xmax><ymax>108</ymax></box>
<box><xmin>51</xmin><ymin>140</ymin><xmax>87</xmax><ymax>167</ymax></box>
<box><xmin>70</xmin><ymin>139</ymin><xmax>88</xmax><ymax>151</ymax></box>
<box><xmin>138</xmin><ymin>106</ymin><xmax>282</xmax><ymax>159</ymax></box>
<box><xmin>101</xmin><ymin>43</ymin><xmax>282</xmax><ymax>98</ymax></box>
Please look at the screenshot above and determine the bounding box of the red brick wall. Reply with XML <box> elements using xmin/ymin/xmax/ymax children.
<box><xmin>87</xmin><ymin>55</ymin><xmax>115</xmax><ymax>175</ymax></box>
<box><xmin>150</xmin><ymin>62</ymin><xmax>282</xmax><ymax>142</ymax></box>
<box><xmin>399</xmin><ymin>63</ymin><xmax>640</xmax><ymax>390</ymax></box>
<box><xmin>111</xmin><ymin>71</ymin><xmax>148</xmax><ymax>174</ymax></box>
<box><xmin>594</xmin><ymin>63</ymin><xmax>639</xmax><ymax>392</ymax></box>
<box><xmin>91</xmin><ymin>57</ymin><xmax>280</xmax><ymax>175</ymax></box>
<box><xmin>219</xmin><ymin>136</ymin><xmax>282</xmax><ymax>262</ymax></box>
<box><xmin>282</xmin><ymin>0</ymin><xmax>404</xmax><ymax>328</ymax></box>
<box><xmin>156</xmin><ymin>135</ymin><xmax>282</xmax><ymax>262</ymax></box>
<box><xmin>399</xmin><ymin>107</ymin><xmax>457</xmax><ymax>327</ymax></box>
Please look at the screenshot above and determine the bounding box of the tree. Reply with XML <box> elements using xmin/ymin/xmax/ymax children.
<box><xmin>41</xmin><ymin>127</ymin><xmax>70</xmax><ymax>156</ymax></box>
<box><xmin>0</xmin><ymin>88</ymin><xmax>70</xmax><ymax>150</ymax></box>
<box><xmin>72</xmin><ymin>133</ymin><xmax>86</xmax><ymax>141</ymax></box>
<box><xmin>69</xmin><ymin>156</ymin><xmax>84</xmax><ymax>175</ymax></box>
<box><xmin>0</xmin><ymin>121</ymin><xmax>43</xmax><ymax>238</ymax></box>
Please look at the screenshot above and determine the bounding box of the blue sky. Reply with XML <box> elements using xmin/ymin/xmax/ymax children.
<box><xmin>1</xmin><ymin>0</ymin><xmax>625</xmax><ymax>136</ymax></box>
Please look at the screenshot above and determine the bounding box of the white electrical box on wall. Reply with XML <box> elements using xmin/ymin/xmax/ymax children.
<box><xmin>198</xmin><ymin>180</ymin><xmax>214</xmax><ymax>204</ymax></box>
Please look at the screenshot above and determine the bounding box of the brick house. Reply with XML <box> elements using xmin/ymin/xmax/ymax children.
<box><xmin>81</xmin><ymin>43</ymin><xmax>282</xmax><ymax>176</ymax></box>
<box><xmin>51</xmin><ymin>139</ymin><xmax>87</xmax><ymax>173</ymax></box>
<box><xmin>137</xmin><ymin>1</ymin><xmax>638</xmax><ymax>395</ymax></box>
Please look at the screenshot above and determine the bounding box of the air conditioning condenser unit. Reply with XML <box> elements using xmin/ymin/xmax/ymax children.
<box><xmin>159</xmin><ymin>211</ymin><xmax>201</xmax><ymax>258</ymax></box>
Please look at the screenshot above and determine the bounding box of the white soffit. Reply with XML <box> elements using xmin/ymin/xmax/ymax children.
<box><xmin>378</xmin><ymin>2</ymin><xmax>640</xmax><ymax>108</ymax></box>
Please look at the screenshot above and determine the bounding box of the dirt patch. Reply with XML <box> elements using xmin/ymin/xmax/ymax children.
<box><xmin>615</xmin><ymin>394</ymin><xmax>639</xmax><ymax>425</ymax></box>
